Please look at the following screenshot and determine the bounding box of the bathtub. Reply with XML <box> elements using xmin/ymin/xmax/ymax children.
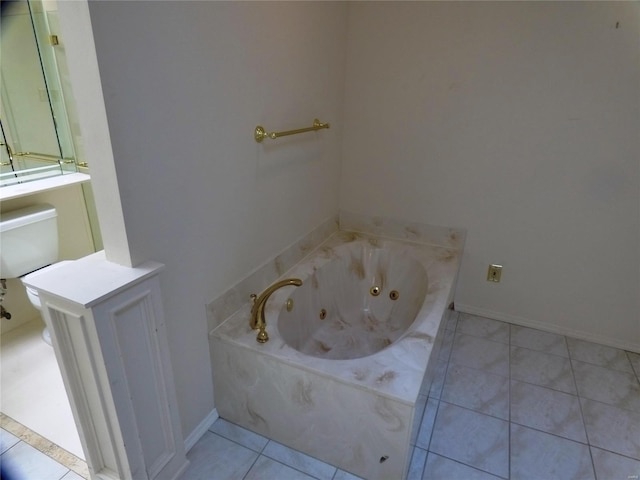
<box><xmin>210</xmin><ymin>229</ymin><xmax>462</xmax><ymax>479</ymax></box>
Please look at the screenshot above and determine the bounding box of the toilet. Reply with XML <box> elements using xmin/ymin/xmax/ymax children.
<box><xmin>22</xmin><ymin>260</ymin><xmax>73</xmax><ymax>345</ymax></box>
<box><xmin>0</xmin><ymin>204</ymin><xmax>71</xmax><ymax>345</ymax></box>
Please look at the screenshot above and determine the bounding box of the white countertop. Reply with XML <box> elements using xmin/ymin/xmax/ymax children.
<box><xmin>1</xmin><ymin>173</ymin><xmax>91</xmax><ymax>201</ymax></box>
<box><xmin>23</xmin><ymin>251</ymin><xmax>165</xmax><ymax>308</ymax></box>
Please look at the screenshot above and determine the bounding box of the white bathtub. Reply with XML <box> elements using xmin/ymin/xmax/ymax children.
<box><xmin>210</xmin><ymin>229</ymin><xmax>463</xmax><ymax>479</ymax></box>
<box><xmin>278</xmin><ymin>240</ymin><xmax>429</xmax><ymax>360</ymax></box>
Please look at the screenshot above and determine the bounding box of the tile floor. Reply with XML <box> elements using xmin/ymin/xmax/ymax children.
<box><xmin>1</xmin><ymin>426</ymin><xmax>85</xmax><ymax>480</ymax></box>
<box><xmin>1</xmin><ymin>319</ymin><xmax>83</xmax><ymax>458</ymax></box>
<box><xmin>179</xmin><ymin>312</ymin><xmax>640</xmax><ymax>480</ymax></box>
<box><xmin>3</xmin><ymin>312</ymin><xmax>640</xmax><ymax>479</ymax></box>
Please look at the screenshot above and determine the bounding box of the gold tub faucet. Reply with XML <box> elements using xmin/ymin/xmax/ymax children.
<box><xmin>250</xmin><ymin>278</ymin><xmax>302</xmax><ymax>343</ymax></box>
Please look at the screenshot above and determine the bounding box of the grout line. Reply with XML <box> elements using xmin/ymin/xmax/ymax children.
<box><xmin>625</xmin><ymin>351</ymin><xmax>640</xmax><ymax>382</ymax></box>
<box><xmin>0</xmin><ymin>413</ymin><xmax>89</xmax><ymax>479</ymax></box>
<box><xmin>409</xmin><ymin>446</ymin><xmax>427</xmax><ymax>479</ymax></box>
<box><xmin>241</xmin><ymin>453</ymin><xmax>262</xmax><ymax>480</ymax></box>
<box><xmin>208</xmin><ymin>418</ymin><xmax>271</xmax><ymax>454</ymax></box>
<box><xmin>567</xmin><ymin>336</ymin><xmax>598</xmax><ymax>480</ymax></box>
<box><xmin>510</xmin><ymin>342</ymin><xmax>572</xmax><ymax>360</ymax></box>
<box><xmin>254</xmin><ymin>451</ymin><xmax>334</xmax><ymax>480</ymax></box>
<box><xmin>425</xmin><ymin>311</ymin><xmax>458</xmax><ymax>449</ymax></box>
<box><xmin>588</xmin><ymin>444</ymin><xmax>640</xmax><ymax>463</ymax></box>
<box><xmin>509</xmin><ymin>419</ymin><xmax>591</xmax><ymax>446</ymax></box>
<box><xmin>437</xmin><ymin>395</ymin><xmax>509</xmax><ymax>423</ymax></box>
<box><xmin>426</xmin><ymin>450</ymin><xmax>509</xmax><ymax>480</ymax></box>
<box><xmin>509</xmin><ymin>377</ymin><xmax>578</xmax><ymax>397</ymax></box>
<box><xmin>260</xmin><ymin>439</ymin><xmax>339</xmax><ymax>480</ymax></box>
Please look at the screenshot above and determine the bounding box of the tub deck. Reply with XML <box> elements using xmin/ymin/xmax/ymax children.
<box><xmin>210</xmin><ymin>229</ymin><xmax>463</xmax><ymax>479</ymax></box>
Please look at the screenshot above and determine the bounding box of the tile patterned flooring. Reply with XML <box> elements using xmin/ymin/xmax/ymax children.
<box><xmin>1</xmin><ymin>422</ymin><xmax>86</xmax><ymax>480</ymax></box>
<box><xmin>1</xmin><ymin>319</ymin><xmax>83</xmax><ymax>458</ymax></box>
<box><xmin>3</xmin><ymin>312</ymin><xmax>639</xmax><ymax>479</ymax></box>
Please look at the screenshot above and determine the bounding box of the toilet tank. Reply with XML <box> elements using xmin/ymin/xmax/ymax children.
<box><xmin>0</xmin><ymin>204</ymin><xmax>59</xmax><ymax>278</ymax></box>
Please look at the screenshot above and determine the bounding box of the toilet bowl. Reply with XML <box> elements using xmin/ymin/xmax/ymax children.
<box><xmin>22</xmin><ymin>261</ymin><xmax>73</xmax><ymax>346</ymax></box>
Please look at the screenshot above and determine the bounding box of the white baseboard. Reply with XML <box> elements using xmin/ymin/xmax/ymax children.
<box><xmin>455</xmin><ymin>303</ymin><xmax>640</xmax><ymax>354</ymax></box>
<box><xmin>184</xmin><ymin>408</ymin><xmax>219</xmax><ymax>452</ymax></box>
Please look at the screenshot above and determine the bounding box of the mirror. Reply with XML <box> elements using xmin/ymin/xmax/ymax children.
<box><xmin>1</xmin><ymin>0</ymin><xmax>83</xmax><ymax>187</ymax></box>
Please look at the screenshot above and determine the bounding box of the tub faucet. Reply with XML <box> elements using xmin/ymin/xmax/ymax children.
<box><xmin>250</xmin><ymin>278</ymin><xmax>302</xmax><ymax>343</ymax></box>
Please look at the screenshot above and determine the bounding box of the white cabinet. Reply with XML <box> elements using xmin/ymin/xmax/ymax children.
<box><xmin>23</xmin><ymin>252</ymin><xmax>188</xmax><ymax>480</ymax></box>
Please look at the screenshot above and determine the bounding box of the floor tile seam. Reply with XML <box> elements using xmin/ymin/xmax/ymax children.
<box><xmin>578</xmin><ymin>397</ymin><xmax>640</xmax><ymax>464</ymax></box>
<box><xmin>432</xmin><ymin>315</ymin><xmax>460</xmax><ymax>394</ymax></box>
<box><xmin>0</xmin><ymin>440</ymin><xmax>73</xmax><ymax>479</ymax></box>
<box><xmin>410</xmin><ymin>445</ymin><xmax>428</xmax><ymax>478</ymax></box>
<box><xmin>443</xmin><ymin>314</ymin><xmax>458</xmax><ymax>361</ymax></box>
<box><xmin>241</xmin><ymin>452</ymin><xmax>263</xmax><ymax>480</ymax></box>
<box><xmin>574</xmin><ymin>379</ymin><xmax>640</xmax><ymax>415</ymax></box>
<box><xmin>511</xmin><ymin>347</ymin><xmax>570</xmax><ymax>359</ymax></box>
<box><xmin>424</xmin><ymin>449</ymin><xmax>509</xmax><ymax>480</ymax></box>
<box><xmin>454</xmin><ymin>330</ymin><xmax>510</xmax><ymax>346</ymax></box>
<box><xmin>330</xmin><ymin>468</ymin><xmax>347</xmax><ymax>480</ymax></box>
<box><xmin>0</xmin><ymin>439</ymin><xmax>23</xmax><ymax>456</ymax></box>
<box><xmin>412</xmin><ymin>400</ymin><xmax>430</xmax><ymax>447</ymax></box>
<box><xmin>508</xmin><ymin>372</ymin><xmax>578</xmax><ymax>396</ymax></box>
<box><xmin>438</xmin><ymin>399</ymin><xmax>510</xmax><ymax>424</ymax></box>
<box><xmin>625</xmin><ymin>350</ymin><xmax>640</xmax><ymax>378</ymax></box>
<box><xmin>509</xmin><ymin>342</ymin><xmax>574</xmax><ymax>360</ymax></box>
<box><xmin>510</xmin><ymin>419</ymin><xmax>598</xmax><ymax>480</ymax></box>
<box><xmin>509</xmin><ymin>377</ymin><xmax>580</xmax><ymax>398</ymax></box>
<box><xmin>430</xmin><ymin>318</ymin><xmax>457</xmax><ymax>401</ymax></box>
<box><xmin>575</xmin><ymin>394</ymin><xmax>640</xmax><ymax>415</ymax></box>
<box><xmin>0</xmin><ymin>413</ymin><xmax>87</xmax><ymax>478</ymax></box>
<box><xmin>424</xmin><ymin>399</ymin><xmax>441</xmax><ymax>453</ymax></box>
<box><xmin>414</xmin><ymin>374</ymin><xmax>439</xmax><ymax>437</ymax></box>
<box><xmin>570</xmin><ymin>354</ymin><xmax>601</xmax><ymax>479</ymax></box>
<box><xmin>439</xmin><ymin>393</ymin><xmax>509</xmax><ymax>422</ymax></box>
<box><xmin>0</xmin><ymin>427</ymin><xmax>21</xmax><ymax>452</ymax></box>
<box><xmin>207</xmin><ymin>429</ymin><xmax>269</xmax><ymax>454</ymax></box>
<box><xmin>415</xmin><ymin>396</ymin><xmax>440</xmax><ymax>451</ymax></box>
<box><xmin>509</xmin><ymin>418</ymin><xmax>590</xmax><ymax>446</ymax></box>
<box><xmin>589</xmin><ymin>444</ymin><xmax>640</xmax><ymax>463</ymax></box>
<box><xmin>446</xmin><ymin>357</ymin><xmax>510</xmax><ymax>380</ymax></box>
<box><xmin>570</xmin><ymin>356</ymin><xmax>638</xmax><ymax>376</ymax></box>
<box><xmin>424</xmin><ymin>323</ymin><xmax>456</xmax><ymax>450</ymax></box>
<box><xmin>261</xmin><ymin>440</ymin><xmax>337</xmax><ymax>479</ymax></box>
<box><xmin>457</xmin><ymin>314</ymin><xmax>510</xmax><ymax>335</ymax></box>
<box><xmin>259</xmin><ymin>449</ymin><xmax>335</xmax><ymax>480</ymax></box>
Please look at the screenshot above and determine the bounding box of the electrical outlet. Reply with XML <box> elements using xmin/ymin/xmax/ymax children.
<box><xmin>487</xmin><ymin>264</ymin><xmax>502</xmax><ymax>282</ymax></box>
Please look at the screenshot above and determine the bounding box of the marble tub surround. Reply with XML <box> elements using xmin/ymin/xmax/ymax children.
<box><xmin>339</xmin><ymin>210</ymin><xmax>466</xmax><ymax>251</ymax></box>
<box><xmin>211</xmin><ymin>230</ymin><xmax>462</xmax><ymax>406</ymax></box>
<box><xmin>210</xmin><ymin>228</ymin><xmax>463</xmax><ymax>479</ymax></box>
<box><xmin>205</xmin><ymin>211</ymin><xmax>466</xmax><ymax>334</ymax></box>
<box><xmin>206</xmin><ymin>216</ymin><xmax>338</xmax><ymax>333</ymax></box>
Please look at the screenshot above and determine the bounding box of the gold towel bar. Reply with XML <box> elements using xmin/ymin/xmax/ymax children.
<box><xmin>254</xmin><ymin>118</ymin><xmax>330</xmax><ymax>143</ymax></box>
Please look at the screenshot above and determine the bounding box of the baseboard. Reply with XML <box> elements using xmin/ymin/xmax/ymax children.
<box><xmin>184</xmin><ymin>408</ymin><xmax>219</xmax><ymax>452</ymax></box>
<box><xmin>455</xmin><ymin>303</ymin><xmax>640</xmax><ymax>354</ymax></box>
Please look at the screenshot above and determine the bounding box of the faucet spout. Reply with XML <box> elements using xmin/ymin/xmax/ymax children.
<box><xmin>250</xmin><ymin>278</ymin><xmax>302</xmax><ymax>343</ymax></box>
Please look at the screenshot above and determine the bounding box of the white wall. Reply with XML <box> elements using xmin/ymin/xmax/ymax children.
<box><xmin>84</xmin><ymin>1</ymin><xmax>347</xmax><ymax>437</ymax></box>
<box><xmin>341</xmin><ymin>2</ymin><xmax>640</xmax><ymax>351</ymax></box>
<box><xmin>61</xmin><ymin>0</ymin><xmax>639</xmax><ymax>448</ymax></box>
